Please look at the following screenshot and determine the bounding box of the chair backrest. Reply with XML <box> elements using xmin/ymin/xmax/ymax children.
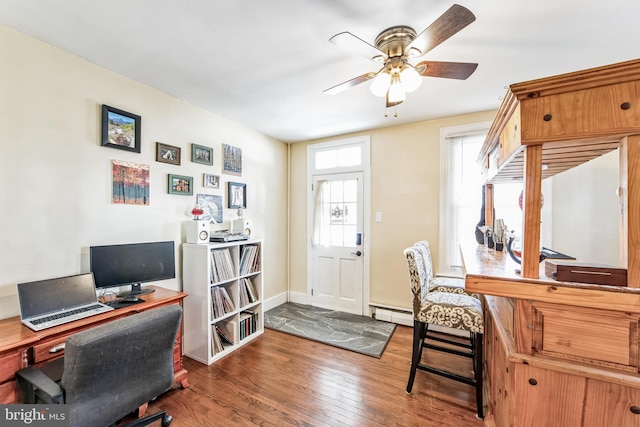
<box><xmin>61</xmin><ymin>304</ymin><xmax>182</xmax><ymax>427</ymax></box>
<box><xmin>414</xmin><ymin>240</ymin><xmax>435</xmax><ymax>281</ymax></box>
<box><xmin>404</xmin><ymin>246</ymin><xmax>429</xmax><ymax>316</ymax></box>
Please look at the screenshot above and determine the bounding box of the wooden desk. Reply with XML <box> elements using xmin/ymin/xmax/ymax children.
<box><xmin>0</xmin><ymin>285</ymin><xmax>188</xmax><ymax>404</ymax></box>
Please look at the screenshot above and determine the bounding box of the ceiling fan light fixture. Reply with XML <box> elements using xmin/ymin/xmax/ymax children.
<box><xmin>387</xmin><ymin>77</ymin><xmax>405</xmax><ymax>103</ymax></box>
<box><xmin>400</xmin><ymin>66</ymin><xmax>422</xmax><ymax>92</ymax></box>
<box><xmin>370</xmin><ymin>71</ymin><xmax>391</xmax><ymax>97</ymax></box>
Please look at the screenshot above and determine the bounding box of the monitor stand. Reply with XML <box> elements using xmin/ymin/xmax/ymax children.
<box><xmin>117</xmin><ymin>283</ymin><xmax>156</xmax><ymax>298</ymax></box>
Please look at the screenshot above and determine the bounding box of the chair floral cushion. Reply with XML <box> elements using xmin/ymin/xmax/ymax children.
<box><xmin>417</xmin><ymin>292</ymin><xmax>484</xmax><ymax>334</ymax></box>
<box><xmin>405</xmin><ymin>245</ymin><xmax>483</xmax><ymax>333</ymax></box>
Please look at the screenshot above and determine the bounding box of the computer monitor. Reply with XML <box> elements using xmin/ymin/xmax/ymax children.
<box><xmin>89</xmin><ymin>241</ymin><xmax>176</xmax><ymax>297</ymax></box>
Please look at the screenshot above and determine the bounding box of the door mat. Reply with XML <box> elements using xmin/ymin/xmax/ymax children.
<box><xmin>264</xmin><ymin>302</ymin><xmax>396</xmax><ymax>358</ymax></box>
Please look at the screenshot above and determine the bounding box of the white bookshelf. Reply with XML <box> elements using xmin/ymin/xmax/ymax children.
<box><xmin>182</xmin><ymin>239</ymin><xmax>263</xmax><ymax>365</ymax></box>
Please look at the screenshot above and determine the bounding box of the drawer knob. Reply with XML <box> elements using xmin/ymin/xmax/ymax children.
<box><xmin>631</xmin><ymin>406</ymin><xmax>640</xmax><ymax>415</ymax></box>
<box><xmin>621</xmin><ymin>102</ymin><xmax>632</xmax><ymax>110</ymax></box>
<box><xmin>543</xmin><ymin>114</ymin><xmax>553</xmax><ymax>122</ymax></box>
<box><xmin>49</xmin><ymin>343</ymin><xmax>66</xmax><ymax>353</ymax></box>
<box><xmin>528</xmin><ymin>378</ymin><xmax>537</xmax><ymax>386</ymax></box>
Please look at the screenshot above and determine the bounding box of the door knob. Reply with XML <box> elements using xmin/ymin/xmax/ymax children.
<box><xmin>350</xmin><ymin>251</ymin><xmax>362</xmax><ymax>256</ymax></box>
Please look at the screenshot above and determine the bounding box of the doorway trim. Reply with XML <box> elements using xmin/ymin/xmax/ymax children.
<box><xmin>306</xmin><ymin>136</ymin><xmax>371</xmax><ymax>315</ymax></box>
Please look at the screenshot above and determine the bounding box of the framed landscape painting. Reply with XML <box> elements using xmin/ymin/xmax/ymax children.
<box><xmin>223</xmin><ymin>144</ymin><xmax>242</xmax><ymax>176</ymax></box>
<box><xmin>101</xmin><ymin>105</ymin><xmax>141</xmax><ymax>153</ymax></box>
<box><xmin>112</xmin><ymin>160</ymin><xmax>149</xmax><ymax>205</ymax></box>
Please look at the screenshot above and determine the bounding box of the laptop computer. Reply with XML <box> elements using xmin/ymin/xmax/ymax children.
<box><xmin>18</xmin><ymin>273</ymin><xmax>114</xmax><ymax>331</ymax></box>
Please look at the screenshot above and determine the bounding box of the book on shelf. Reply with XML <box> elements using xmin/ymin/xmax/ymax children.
<box><xmin>239</xmin><ymin>309</ymin><xmax>259</xmax><ymax>340</ymax></box>
<box><xmin>216</xmin><ymin>325</ymin><xmax>233</xmax><ymax>345</ymax></box>
<box><xmin>210</xmin><ymin>248</ymin><xmax>235</xmax><ymax>283</ymax></box>
<box><xmin>239</xmin><ymin>278</ymin><xmax>258</xmax><ymax>307</ymax></box>
<box><xmin>211</xmin><ymin>324</ymin><xmax>224</xmax><ymax>354</ymax></box>
<box><xmin>211</xmin><ymin>286</ymin><xmax>235</xmax><ymax>319</ymax></box>
<box><xmin>239</xmin><ymin>245</ymin><xmax>261</xmax><ymax>276</ymax></box>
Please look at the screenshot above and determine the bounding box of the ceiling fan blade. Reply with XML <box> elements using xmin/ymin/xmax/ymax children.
<box><xmin>324</xmin><ymin>72</ymin><xmax>377</xmax><ymax>95</ymax></box>
<box><xmin>329</xmin><ymin>31</ymin><xmax>387</xmax><ymax>62</ymax></box>
<box><xmin>415</xmin><ymin>61</ymin><xmax>478</xmax><ymax>80</ymax></box>
<box><xmin>406</xmin><ymin>4</ymin><xmax>476</xmax><ymax>58</ymax></box>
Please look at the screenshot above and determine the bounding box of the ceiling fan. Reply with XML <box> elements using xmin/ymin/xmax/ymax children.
<box><xmin>324</xmin><ymin>4</ymin><xmax>478</xmax><ymax>116</ymax></box>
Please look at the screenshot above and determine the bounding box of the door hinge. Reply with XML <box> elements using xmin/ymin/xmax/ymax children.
<box><xmin>311</xmin><ymin>289</ymin><xmax>314</xmax><ymax>296</ymax></box>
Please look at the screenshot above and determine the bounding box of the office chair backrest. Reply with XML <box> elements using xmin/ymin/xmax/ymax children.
<box><xmin>61</xmin><ymin>304</ymin><xmax>182</xmax><ymax>427</ymax></box>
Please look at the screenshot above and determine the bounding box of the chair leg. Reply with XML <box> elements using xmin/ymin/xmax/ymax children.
<box><xmin>473</xmin><ymin>332</ymin><xmax>484</xmax><ymax>419</ymax></box>
<box><xmin>406</xmin><ymin>320</ymin><xmax>426</xmax><ymax>393</ymax></box>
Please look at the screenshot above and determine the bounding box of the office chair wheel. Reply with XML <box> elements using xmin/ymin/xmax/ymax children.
<box><xmin>161</xmin><ymin>414</ymin><xmax>173</xmax><ymax>426</ymax></box>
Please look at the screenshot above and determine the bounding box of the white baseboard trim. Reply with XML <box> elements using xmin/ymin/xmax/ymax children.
<box><xmin>287</xmin><ymin>291</ymin><xmax>309</xmax><ymax>305</ymax></box>
<box><xmin>263</xmin><ymin>291</ymin><xmax>288</xmax><ymax>312</ymax></box>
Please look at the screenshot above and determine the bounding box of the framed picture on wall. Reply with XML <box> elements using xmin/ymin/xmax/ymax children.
<box><xmin>228</xmin><ymin>181</ymin><xmax>246</xmax><ymax>208</ymax></box>
<box><xmin>101</xmin><ymin>105</ymin><xmax>141</xmax><ymax>153</ymax></box>
<box><xmin>191</xmin><ymin>143</ymin><xmax>213</xmax><ymax>166</ymax></box>
<box><xmin>112</xmin><ymin>160</ymin><xmax>149</xmax><ymax>205</ymax></box>
<box><xmin>223</xmin><ymin>144</ymin><xmax>242</xmax><ymax>176</ymax></box>
<box><xmin>168</xmin><ymin>174</ymin><xmax>193</xmax><ymax>195</ymax></box>
<box><xmin>203</xmin><ymin>173</ymin><xmax>220</xmax><ymax>189</ymax></box>
<box><xmin>197</xmin><ymin>194</ymin><xmax>223</xmax><ymax>224</ymax></box>
<box><xmin>156</xmin><ymin>142</ymin><xmax>181</xmax><ymax>165</ymax></box>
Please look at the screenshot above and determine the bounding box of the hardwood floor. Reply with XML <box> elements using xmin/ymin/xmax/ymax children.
<box><xmin>148</xmin><ymin>325</ymin><xmax>483</xmax><ymax>426</ymax></box>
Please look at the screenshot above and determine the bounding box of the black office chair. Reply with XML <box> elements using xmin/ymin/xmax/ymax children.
<box><xmin>16</xmin><ymin>304</ymin><xmax>182</xmax><ymax>427</ymax></box>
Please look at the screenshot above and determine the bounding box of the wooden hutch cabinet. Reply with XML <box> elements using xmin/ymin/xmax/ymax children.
<box><xmin>463</xmin><ymin>58</ymin><xmax>640</xmax><ymax>427</ymax></box>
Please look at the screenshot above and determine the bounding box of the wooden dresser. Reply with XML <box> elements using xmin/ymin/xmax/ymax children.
<box><xmin>0</xmin><ymin>285</ymin><xmax>188</xmax><ymax>404</ymax></box>
<box><xmin>466</xmin><ymin>58</ymin><xmax>640</xmax><ymax>427</ymax></box>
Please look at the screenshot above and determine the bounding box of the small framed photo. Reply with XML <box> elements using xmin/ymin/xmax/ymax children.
<box><xmin>228</xmin><ymin>181</ymin><xmax>246</xmax><ymax>208</ymax></box>
<box><xmin>101</xmin><ymin>105</ymin><xmax>141</xmax><ymax>153</ymax></box>
<box><xmin>168</xmin><ymin>174</ymin><xmax>193</xmax><ymax>195</ymax></box>
<box><xmin>191</xmin><ymin>143</ymin><xmax>213</xmax><ymax>165</ymax></box>
<box><xmin>203</xmin><ymin>173</ymin><xmax>220</xmax><ymax>189</ymax></box>
<box><xmin>156</xmin><ymin>142</ymin><xmax>181</xmax><ymax>165</ymax></box>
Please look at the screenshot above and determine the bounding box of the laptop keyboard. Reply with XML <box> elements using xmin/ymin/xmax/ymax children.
<box><xmin>31</xmin><ymin>304</ymin><xmax>104</xmax><ymax>325</ymax></box>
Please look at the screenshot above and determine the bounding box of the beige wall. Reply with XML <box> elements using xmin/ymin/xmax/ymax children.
<box><xmin>290</xmin><ymin>111</ymin><xmax>497</xmax><ymax>310</ymax></box>
<box><xmin>0</xmin><ymin>25</ymin><xmax>288</xmax><ymax>319</ymax></box>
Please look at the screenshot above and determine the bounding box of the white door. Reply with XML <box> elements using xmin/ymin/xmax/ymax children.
<box><xmin>311</xmin><ymin>172</ymin><xmax>364</xmax><ymax>315</ymax></box>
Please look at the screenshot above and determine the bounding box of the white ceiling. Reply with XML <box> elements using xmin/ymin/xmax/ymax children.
<box><xmin>1</xmin><ymin>0</ymin><xmax>639</xmax><ymax>143</ymax></box>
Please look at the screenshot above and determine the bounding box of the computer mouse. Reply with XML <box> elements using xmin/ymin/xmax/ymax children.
<box><xmin>122</xmin><ymin>296</ymin><xmax>141</xmax><ymax>303</ymax></box>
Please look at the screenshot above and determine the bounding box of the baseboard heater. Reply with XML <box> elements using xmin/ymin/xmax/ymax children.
<box><xmin>372</xmin><ymin>305</ymin><xmax>469</xmax><ymax>337</ymax></box>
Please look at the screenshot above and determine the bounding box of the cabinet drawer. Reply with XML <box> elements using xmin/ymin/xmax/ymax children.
<box><xmin>532</xmin><ymin>302</ymin><xmax>638</xmax><ymax>372</ymax></box>
<box><xmin>520</xmin><ymin>81</ymin><xmax>640</xmax><ymax>142</ymax></box>
<box><xmin>0</xmin><ymin>350</ymin><xmax>26</xmax><ymax>383</ymax></box>
<box><xmin>0</xmin><ymin>380</ymin><xmax>18</xmax><ymax>404</ymax></box>
<box><xmin>32</xmin><ymin>334</ymin><xmax>72</xmax><ymax>365</ymax></box>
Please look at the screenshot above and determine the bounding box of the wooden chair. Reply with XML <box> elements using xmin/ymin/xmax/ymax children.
<box><xmin>404</xmin><ymin>245</ymin><xmax>484</xmax><ymax>419</ymax></box>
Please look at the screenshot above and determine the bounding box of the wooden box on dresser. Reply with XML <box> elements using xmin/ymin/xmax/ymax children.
<box><xmin>466</xmin><ymin>58</ymin><xmax>640</xmax><ymax>427</ymax></box>
<box><xmin>182</xmin><ymin>239</ymin><xmax>263</xmax><ymax>365</ymax></box>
